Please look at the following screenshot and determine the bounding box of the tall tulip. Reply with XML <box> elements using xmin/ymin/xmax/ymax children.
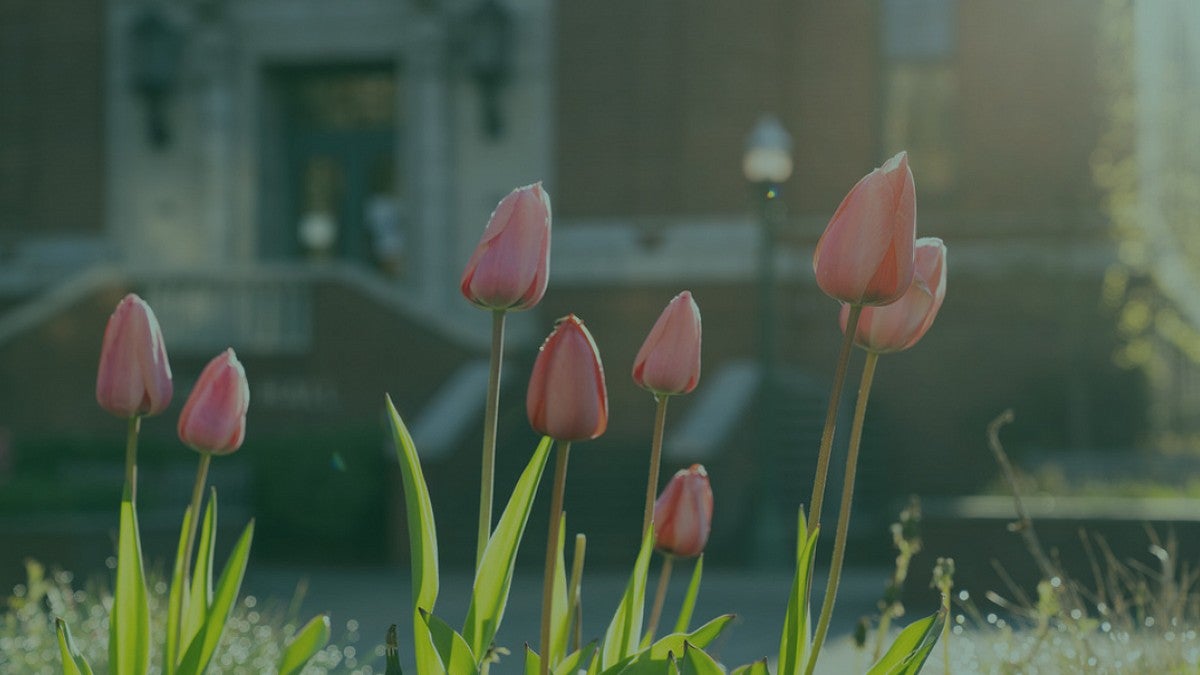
<box><xmin>840</xmin><ymin>238</ymin><xmax>947</xmax><ymax>353</ymax></box>
<box><xmin>813</xmin><ymin>151</ymin><xmax>917</xmax><ymax>307</ymax></box>
<box><xmin>653</xmin><ymin>464</ymin><xmax>713</xmax><ymax>558</ymax></box>
<box><xmin>96</xmin><ymin>293</ymin><xmax>173</xmax><ymax>419</ymax></box>
<box><xmin>178</xmin><ymin>348</ymin><xmax>249</xmax><ymax>456</ymax></box>
<box><xmin>460</xmin><ymin>182</ymin><xmax>552</xmax><ymax>311</ymax></box>
<box><xmin>527</xmin><ymin>314</ymin><xmax>607</xmax><ymax>442</ymax></box>
<box><xmin>632</xmin><ymin>291</ymin><xmax>702</xmax><ymax>396</ymax></box>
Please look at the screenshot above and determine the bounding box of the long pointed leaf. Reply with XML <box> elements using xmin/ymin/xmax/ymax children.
<box><xmin>524</xmin><ymin>645</ymin><xmax>540</xmax><ymax>675</ymax></box>
<box><xmin>164</xmin><ymin>505</ymin><xmax>194</xmax><ymax>674</ymax></box>
<box><xmin>550</xmin><ymin>511</ymin><xmax>570</xmax><ymax>665</ymax></box>
<box><xmin>601</xmin><ymin>526</ymin><xmax>655</xmax><ymax>668</ymax></box>
<box><xmin>278</xmin><ymin>614</ymin><xmax>332</xmax><ymax>675</ymax></box>
<box><xmin>182</xmin><ymin>491</ymin><xmax>218</xmax><ymax>656</ymax></box>
<box><xmin>554</xmin><ymin>641</ymin><xmax>598</xmax><ymax>675</ymax></box>
<box><xmin>679</xmin><ymin>643</ymin><xmax>724</xmax><ymax>675</ymax></box>
<box><xmin>463</xmin><ymin>435</ymin><xmax>553</xmax><ymax>659</ymax></box>
<box><xmin>866</xmin><ymin>610</ymin><xmax>946</xmax><ymax>675</ymax></box>
<box><xmin>56</xmin><ymin>618</ymin><xmax>94</xmax><ymax>675</ymax></box>
<box><xmin>176</xmin><ymin>519</ymin><xmax>255</xmax><ymax>675</ymax></box>
<box><xmin>779</xmin><ymin>509</ymin><xmax>819</xmax><ymax>675</ymax></box>
<box><xmin>422</xmin><ymin>609</ymin><xmax>479</xmax><ymax>675</ymax></box>
<box><xmin>730</xmin><ymin>659</ymin><xmax>771</xmax><ymax>675</ymax></box>
<box><xmin>673</xmin><ymin>555</ymin><xmax>703</xmax><ymax>635</ymax></box>
<box><xmin>109</xmin><ymin>498</ymin><xmax>150</xmax><ymax>675</ymax></box>
<box><xmin>646</xmin><ymin>614</ymin><xmax>735</xmax><ymax>658</ymax></box>
<box><xmin>387</xmin><ymin>395</ymin><xmax>442</xmax><ymax>670</ymax></box>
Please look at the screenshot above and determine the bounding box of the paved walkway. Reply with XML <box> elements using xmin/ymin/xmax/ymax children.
<box><xmin>245</xmin><ymin>564</ymin><xmax>915</xmax><ymax>674</ymax></box>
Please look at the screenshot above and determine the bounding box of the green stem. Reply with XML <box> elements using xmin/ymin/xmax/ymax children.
<box><xmin>123</xmin><ymin>416</ymin><xmax>141</xmax><ymax>503</ymax></box>
<box><xmin>477</xmin><ymin>309</ymin><xmax>507</xmax><ymax>570</ymax></box>
<box><xmin>539</xmin><ymin>440</ymin><xmax>571</xmax><ymax>675</ymax></box>
<box><xmin>805</xmin><ymin>349</ymin><xmax>878</xmax><ymax>675</ymax></box>
<box><xmin>180</xmin><ymin>453</ymin><xmax>212</xmax><ymax>593</ymax></box>
<box><xmin>645</xmin><ymin>553</ymin><xmax>674</xmax><ymax>643</ymax></box>
<box><xmin>807</xmin><ymin>304</ymin><xmax>861</xmax><ymax>534</ymax></box>
<box><xmin>642</xmin><ymin>395</ymin><xmax>670</xmax><ymax>540</ymax></box>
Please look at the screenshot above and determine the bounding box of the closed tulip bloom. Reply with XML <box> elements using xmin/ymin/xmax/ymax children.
<box><xmin>813</xmin><ymin>152</ymin><xmax>917</xmax><ymax>306</ymax></box>
<box><xmin>460</xmin><ymin>182</ymin><xmax>552</xmax><ymax>311</ymax></box>
<box><xmin>840</xmin><ymin>237</ymin><xmax>947</xmax><ymax>353</ymax></box>
<box><xmin>178</xmin><ymin>349</ymin><xmax>249</xmax><ymax>455</ymax></box>
<box><xmin>527</xmin><ymin>315</ymin><xmax>608</xmax><ymax>442</ymax></box>
<box><xmin>632</xmin><ymin>291</ymin><xmax>702</xmax><ymax>396</ymax></box>
<box><xmin>96</xmin><ymin>293</ymin><xmax>173</xmax><ymax>418</ymax></box>
<box><xmin>653</xmin><ymin>464</ymin><xmax>713</xmax><ymax>558</ymax></box>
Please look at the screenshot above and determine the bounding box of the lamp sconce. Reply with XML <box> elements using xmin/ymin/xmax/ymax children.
<box><xmin>129</xmin><ymin>7</ymin><xmax>185</xmax><ymax>149</ymax></box>
<box><xmin>465</xmin><ymin>0</ymin><xmax>514</xmax><ymax>140</ymax></box>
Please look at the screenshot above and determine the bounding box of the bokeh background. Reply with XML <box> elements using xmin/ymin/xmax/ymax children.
<box><xmin>2</xmin><ymin>0</ymin><xmax>1199</xmax><ymax>614</ymax></box>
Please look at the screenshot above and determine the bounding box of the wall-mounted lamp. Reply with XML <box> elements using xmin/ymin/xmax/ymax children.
<box><xmin>465</xmin><ymin>0</ymin><xmax>514</xmax><ymax>140</ymax></box>
<box><xmin>129</xmin><ymin>7</ymin><xmax>185</xmax><ymax>149</ymax></box>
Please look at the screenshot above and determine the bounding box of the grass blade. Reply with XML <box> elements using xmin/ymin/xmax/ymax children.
<box><xmin>865</xmin><ymin>609</ymin><xmax>946</xmax><ymax>675</ymax></box>
<box><xmin>182</xmin><ymin>490</ymin><xmax>217</xmax><ymax>656</ymax></box>
<box><xmin>679</xmin><ymin>642</ymin><xmax>724</xmax><ymax>675</ymax></box>
<box><xmin>176</xmin><ymin>519</ymin><xmax>255</xmax><ymax>675</ymax></box>
<box><xmin>730</xmin><ymin>658</ymin><xmax>771</xmax><ymax>675</ymax></box>
<box><xmin>164</xmin><ymin>505</ymin><xmax>193</xmax><ymax>674</ymax></box>
<box><xmin>553</xmin><ymin>641</ymin><xmax>598</xmax><ymax>675</ymax></box>
<box><xmin>600</xmin><ymin>525</ymin><xmax>655</xmax><ymax>668</ymax></box>
<box><xmin>646</xmin><ymin>614</ymin><xmax>735</xmax><ymax>658</ymax></box>
<box><xmin>55</xmin><ymin>618</ymin><xmax>94</xmax><ymax>675</ymax></box>
<box><xmin>672</xmin><ymin>555</ymin><xmax>703</xmax><ymax>635</ymax></box>
<box><xmin>278</xmin><ymin>614</ymin><xmax>332</xmax><ymax>675</ymax></box>
<box><xmin>779</xmin><ymin>509</ymin><xmax>819</xmax><ymax>675</ymax></box>
<box><xmin>421</xmin><ymin>609</ymin><xmax>479</xmax><ymax>675</ymax></box>
<box><xmin>109</xmin><ymin>498</ymin><xmax>150</xmax><ymax>675</ymax></box>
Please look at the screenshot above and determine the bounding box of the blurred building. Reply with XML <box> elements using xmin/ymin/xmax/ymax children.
<box><xmin>0</xmin><ymin>0</ymin><xmax>1160</xmax><ymax>569</ymax></box>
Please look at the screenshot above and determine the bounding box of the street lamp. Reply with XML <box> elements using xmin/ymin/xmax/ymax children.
<box><xmin>465</xmin><ymin>0</ymin><xmax>514</xmax><ymax>140</ymax></box>
<box><xmin>743</xmin><ymin>114</ymin><xmax>793</xmax><ymax>567</ymax></box>
<box><xmin>128</xmin><ymin>7</ymin><xmax>185</xmax><ymax>149</ymax></box>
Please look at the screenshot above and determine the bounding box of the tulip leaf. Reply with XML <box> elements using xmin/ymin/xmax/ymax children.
<box><xmin>109</xmin><ymin>498</ymin><xmax>150</xmax><ymax>675</ymax></box>
<box><xmin>278</xmin><ymin>614</ymin><xmax>332</xmax><ymax>675</ymax></box>
<box><xmin>673</xmin><ymin>555</ymin><xmax>703</xmax><ymax>635</ymax></box>
<box><xmin>865</xmin><ymin>609</ymin><xmax>946</xmax><ymax>675</ymax></box>
<box><xmin>175</xmin><ymin>519</ymin><xmax>255</xmax><ymax>675</ymax></box>
<box><xmin>554</xmin><ymin>641</ymin><xmax>598</xmax><ymax>675</ymax></box>
<box><xmin>730</xmin><ymin>658</ymin><xmax>772</xmax><ymax>675</ymax></box>
<box><xmin>601</xmin><ymin>525</ymin><xmax>655</xmax><ymax>668</ymax></box>
<box><xmin>164</xmin><ymin>505</ymin><xmax>193</xmax><ymax>674</ymax></box>
<box><xmin>679</xmin><ymin>642</ymin><xmax>724</xmax><ymax>675</ymax></box>
<box><xmin>551</xmin><ymin>511</ymin><xmax>571</xmax><ymax>665</ymax></box>
<box><xmin>55</xmin><ymin>618</ymin><xmax>94</xmax><ymax>675</ymax></box>
<box><xmin>524</xmin><ymin>645</ymin><xmax>540</xmax><ymax>675</ymax></box>
<box><xmin>421</xmin><ymin>609</ymin><xmax>479</xmax><ymax>675</ymax></box>
<box><xmin>463</xmin><ymin>435</ymin><xmax>553</xmax><ymax>661</ymax></box>
<box><xmin>182</xmin><ymin>490</ymin><xmax>218</xmax><ymax>657</ymax></box>
<box><xmin>387</xmin><ymin>395</ymin><xmax>442</xmax><ymax>670</ymax></box>
<box><xmin>646</xmin><ymin>614</ymin><xmax>735</xmax><ymax>658</ymax></box>
<box><xmin>779</xmin><ymin>508</ymin><xmax>819</xmax><ymax>675</ymax></box>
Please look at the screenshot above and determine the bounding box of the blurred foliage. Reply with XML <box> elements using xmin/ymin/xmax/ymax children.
<box><xmin>0</xmin><ymin>560</ymin><xmax>377</xmax><ymax>674</ymax></box>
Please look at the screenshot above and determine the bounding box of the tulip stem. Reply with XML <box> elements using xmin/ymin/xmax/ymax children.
<box><xmin>645</xmin><ymin>553</ymin><xmax>675</xmax><ymax>643</ymax></box>
<box><xmin>642</xmin><ymin>395</ymin><xmax>670</xmax><ymax>540</ymax></box>
<box><xmin>477</xmin><ymin>309</ymin><xmax>507</xmax><ymax>570</ymax></box>
<box><xmin>807</xmin><ymin>304</ymin><xmax>861</xmax><ymax>535</ymax></box>
<box><xmin>122</xmin><ymin>416</ymin><xmax>141</xmax><ymax>503</ymax></box>
<box><xmin>540</xmin><ymin>440</ymin><xmax>571</xmax><ymax>675</ymax></box>
<box><xmin>181</xmin><ymin>453</ymin><xmax>212</xmax><ymax>588</ymax></box>
<box><xmin>805</xmin><ymin>350</ymin><xmax>878</xmax><ymax>675</ymax></box>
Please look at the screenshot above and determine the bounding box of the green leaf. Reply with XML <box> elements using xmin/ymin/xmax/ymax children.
<box><xmin>463</xmin><ymin>435</ymin><xmax>553</xmax><ymax>660</ymax></box>
<box><xmin>646</xmin><ymin>615</ymin><xmax>735</xmax><ymax>658</ymax></box>
<box><xmin>672</xmin><ymin>555</ymin><xmax>703</xmax><ymax>635</ymax></box>
<box><xmin>278</xmin><ymin>614</ymin><xmax>332</xmax><ymax>675</ymax></box>
<box><xmin>678</xmin><ymin>643</ymin><xmax>724</xmax><ymax>675</ymax></box>
<box><xmin>554</xmin><ymin>641</ymin><xmax>598</xmax><ymax>675</ymax></box>
<box><xmin>387</xmin><ymin>395</ymin><xmax>443</xmax><ymax>670</ymax></box>
<box><xmin>524</xmin><ymin>645</ymin><xmax>540</xmax><ymax>675</ymax></box>
<box><xmin>601</xmin><ymin>526</ymin><xmax>655</xmax><ymax>668</ymax></box>
<box><xmin>730</xmin><ymin>658</ymin><xmax>772</xmax><ymax>675</ymax></box>
<box><xmin>779</xmin><ymin>509</ymin><xmax>819</xmax><ymax>675</ymax></box>
<box><xmin>182</xmin><ymin>490</ymin><xmax>218</xmax><ymax>657</ymax></box>
<box><xmin>109</xmin><ymin>498</ymin><xmax>150</xmax><ymax>675</ymax></box>
<box><xmin>385</xmin><ymin>624</ymin><xmax>404</xmax><ymax>675</ymax></box>
<box><xmin>866</xmin><ymin>609</ymin><xmax>946</xmax><ymax>675</ymax></box>
<box><xmin>551</xmin><ymin>511</ymin><xmax>571</xmax><ymax>666</ymax></box>
<box><xmin>176</xmin><ymin>519</ymin><xmax>255</xmax><ymax>675</ymax></box>
<box><xmin>164</xmin><ymin>505</ymin><xmax>193</xmax><ymax>674</ymax></box>
<box><xmin>421</xmin><ymin>609</ymin><xmax>479</xmax><ymax>675</ymax></box>
<box><xmin>55</xmin><ymin>618</ymin><xmax>94</xmax><ymax>675</ymax></box>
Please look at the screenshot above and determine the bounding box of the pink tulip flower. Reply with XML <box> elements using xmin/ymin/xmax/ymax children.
<box><xmin>632</xmin><ymin>291</ymin><xmax>702</xmax><ymax>396</ymax></box>
<box><xmin>96</xmin><ymin>293</ymin><xmax>173</xmax><ymax>418</ymax></box>
<box><xmin>840</xmin><ymin>237</ymin><xmax>947</xmax><ymax>353</ymax></box>
<box><xmin>178</xmin><ymin>349</ymin><xmax>249</xmax><ymax>455</ymax></box>
<box><xmin>460</xmin><ymin>182</ymin><xmax>552</xmax><ymax>311</ymax></box>
<box><xmin>527</xmin><ymin>315</ymin><xmax>608</xmax><ymax>442</ymax></box>
<box><xmin>813</xmin><ymin>152</ymin><xmax>917</xmax><ymax>306</ymax></box>
<box><xmin>653</xmin><ymin>464</ymin><xmax>713</xmax><ymax>558</ymax></box>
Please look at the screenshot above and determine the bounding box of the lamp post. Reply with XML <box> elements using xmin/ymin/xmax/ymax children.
<box><xmin>743</xmin><ymin>115</ymin><xmax>793</xmax><ymax>566</ymax></box>
<box><xmin>129</xmin><ymin>7</ymin><xmax>185</xmax><ymax>149</ymax></box>
<box><xmin>465</xmin><ymin>0</ymin><xmax>514</xmax><ymax>140</ymax></box>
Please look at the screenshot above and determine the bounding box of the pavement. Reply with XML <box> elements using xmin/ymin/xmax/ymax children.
<box><xmin>243</xmin><ymin>564</ymin><xmax>911</xmax><ymax>674</ymax></box>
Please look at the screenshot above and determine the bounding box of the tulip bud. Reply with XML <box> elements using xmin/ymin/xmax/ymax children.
<box><xmin>840</xmin><ymin>238</ymin><xmax>947</xmax><ymax>353</ymax></box>
<box><xmin>813</xmin><ymin>152</ymin><xmax>917</xmax><ymax>306</ymax></box>
<box><xmin>653</xmin><ymin>464</ymin><xmax>713</xmax><ymax>558</ymax></box>
<box><xmin>178</xmin><ymin>349</ymin><xmax>249</xmax><ymax>455</ymax></box>
<box><xmin>96</xmin><ymin>293</ymin><xmax>173</xmax><ymax>418</ymax></box>
<box><xmin>460</xmin><ymin>182</ymin><xmax>552</xmax><ymax>311</ymax></box>
<box><xmin>632</xmin><ymin>291</ymin><xmax>702</xmax><ymax>396</ymax></box>
<box><xmin>526</xmin><ymin>315</ymin><xmax>608</xmax><ymax>442</ymax></box>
